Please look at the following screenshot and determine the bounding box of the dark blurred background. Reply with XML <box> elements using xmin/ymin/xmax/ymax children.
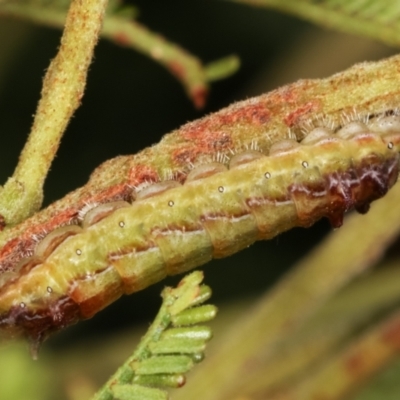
<box><xmin>0</xmin><ymin>0</ymin><xmax>396</xmax><ymax>359</ymax></box>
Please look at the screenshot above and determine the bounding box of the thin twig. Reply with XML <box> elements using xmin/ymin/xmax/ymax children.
<box><xmin>0</xmin><ymin>3</ymin><xmax>215</xmax><ymax>108</ymax></box>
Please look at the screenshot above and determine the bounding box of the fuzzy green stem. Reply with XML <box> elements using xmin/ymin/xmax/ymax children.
<box><xmin>0</xmin><ymin>0</ymin><xmax>107</xmax><ymax>226</ymax></box>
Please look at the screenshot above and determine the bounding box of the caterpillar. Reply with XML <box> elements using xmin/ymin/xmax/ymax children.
<box><xmin>1</xmin><ymin>54</ymin><xmax>400</xmax><ymax>349</ymax></box>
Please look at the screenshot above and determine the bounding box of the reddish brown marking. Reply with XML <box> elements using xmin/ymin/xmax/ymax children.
<box><xmin>113</xmin><ymin>32</ymin><xmax>131</xmax><ymax>47</ymax></box>
<box><xmin>181</xmin><ymin>103</ymin><xmax>271</xmax><ymax>141</ymax></box>
<box><xmin>169</xmin><ymin>60</ymin><xmax>186</xmax><ymax>80</ymax></box>
<box><xmin>128</xmin><ymin>164</ymin><xmax>159</xmax><ymax>187</ymax></box>
<box><xmin>190</xmin><ymin>86</ymin><xmax>208</xmax><ymax>109</ymax></box>
<box><xmin>0</xmin><ymin>296</ymin><xmax>80</xmax><ymax>346</ymax></box>
<box><xmin>344</xmin><ymin>351</ymin><xmax>366</xmax><ymax>378</ymax></box>
<box><xmin>289</xmin><ymin>180</ymin><xmax>330</xmax><ymax>225</ymax></box>
<box><xmin>245</xmin><ymin>153</ymin><xmax>399</xmax><ymax>232</ymax></box>
<box><xmin>171</xmin><ymin>132</ymin><xmax>233</xmax><ymax>166</ymax></box>
<box><xmin>69</xmin><ymin>270</ymin><xmax>123</xmax><ymax>318</ymax></box>
<box><xmin>16</xmin><ymin>258</ymin><xmax>43</xmax><ymax>281</ymax></box>
<box><xmin>177</xmin><ymin>376</ymin><xmax>186</xmax><ymax>388</ymax></box>
<box><xmin>83</xmin><ymin>183</ymin><xmax>132</xmax><ymax>205</ymax></box>
<box><xmin>0</xmin><ymin>237</ymin><xmax>32</xmax><ymax>272</ymax></box>
<box><xmin>277</xmin><ymin>84</ymin><xmax>306</xmax><ymax>103</ymax></box>
<box><xmin>283</xmin><ymin>102</ymin><xmax>320</xmax><ymax>127</ymax></box>
<box><xmin>381</xmin><ymin>316</ymin><xmax>400</xmax><ymax>349</ymax></box>
<box><xmin>172</xmin><ymin>147</ymin><xmax>201</xmax><ymax>165</ymax></box>
<box><xmin>189</xmin><ymin>131</ymin><xmax>232</xmax><ymax>152</ymax></box>
<box><xmin>354</xmin><ymin>155</ymin><xmax>399</xmax><ymax>208</ymax></box>
<box><xmin>0</xmin><ymin>267</ymin><xmax>125</xmax><ymax>345</ymax></box>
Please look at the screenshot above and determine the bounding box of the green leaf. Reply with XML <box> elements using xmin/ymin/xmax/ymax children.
<box><xmin>91</xmin><ymin>271</ymin><xmax>217</xmax><ymax>400</ymax></box>
<box><xmin>231</xmin><ymin>0</ymin><xmax>400</xmax><ymax>47</ymax></box>
<box><xmin>111</xmin><ymin>384</ymin><xmax>167</xmax><ymax>400</ymax></box>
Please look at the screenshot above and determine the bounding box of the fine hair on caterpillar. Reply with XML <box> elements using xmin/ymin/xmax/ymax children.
<box><xmin>2</xmin><ymin>53</ymin><xmax>400</xmax><ymax>350</ymax></box>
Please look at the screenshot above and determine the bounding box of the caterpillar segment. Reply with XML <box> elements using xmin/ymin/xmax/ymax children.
<box><xmin>0</xmin><ymin>121</ymin><xmax>399</xmax><ymax>346</ymax></box>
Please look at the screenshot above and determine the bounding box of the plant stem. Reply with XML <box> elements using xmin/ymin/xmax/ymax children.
<box><xmin>0</xmin><ymin>0</ymin><xmax>107</xmax><ymax>226</ymax></box>
<box><xmin>0</xmin><ymin>3</ymin><xmax>215</xmax><ymax>108</ymax></box>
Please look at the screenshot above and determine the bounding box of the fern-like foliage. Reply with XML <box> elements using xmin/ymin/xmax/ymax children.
<box><xmin>91</xmin><ymin>271</ymin><xmax>217</xmax><ymax>400</ymax></box>
<box><xmin>230</xmin><ymin>0</ymin><xmax>400</xmax><ymax>47</ymax></box>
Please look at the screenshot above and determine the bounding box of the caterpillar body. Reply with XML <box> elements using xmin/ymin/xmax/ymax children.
<box><xmin>1</xmin><ymin>54</ymin><xmax>400</xmax><ymax>347</ymax></box>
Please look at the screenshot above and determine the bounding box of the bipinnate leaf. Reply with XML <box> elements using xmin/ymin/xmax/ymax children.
<box><xmin>91</xmin><ymin>271</ymin><xmax>217</xmax><ymax>400</ymax></box>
